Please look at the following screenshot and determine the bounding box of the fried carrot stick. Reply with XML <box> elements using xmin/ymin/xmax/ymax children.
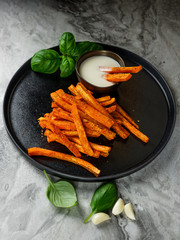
<box><xmin>68</xmin><ymin>85</ymin><xmax>111</xmax><ymax>104</ymax></box>
<box><xmin>71</xmin><ymin>102</ymin><xmax>94</xmax><ymax>156</ymax></box>
<box><xmin>68</xmin><ymin>84</ymin><xmax>79</xmax><ymax>96</ymax></box>
<box><xmin>97</xmin><ymin>96</ymin><xmax>111</xmax><ymax>102</ymax></box>
<box><xmin>73</xmin><ymin>143</ymin><xmax>101</xmax><ymax>158</ymax></box>
<box><xmin>68</xmin><ymin>84</ymin><xmax>92</xmax><ymax>97</ymax></box>
<box><xmin>50</xmin><ymin>119</ymin><xmax>77</xmax><ymax>130</ymax></box>
<box><xmin>115</xmin><ymin>103</ymin><xmax>139</xmax><ymax>129</ymax></box>
<box><xmin>51</xmin><ymin>92</ymin><xmax>72</xmax><ymax>112</ymax></box>
<box><xmin>69</xmin><ymin>137</ymin><xmax>111</xmax><ymax>153</ymax></box>
<box><xmin>99</xmin><ymin>65</ymin><xmax>142</xmax><ymax>73</ymax></box>
<box><xmin>101</xmin><ymin>152</ymin><xmax>109</xmax><ymax>157</ymax></box>
<box><xmin>61</xmin><ymin>130</ymin><xmax>101</xmax><ymax>138</ymax></box>
<box><xmin>114</xmin><ymin>111</ymin><xmax>149</xmax><ymax>143</ymax></box>
<box><xmin>28</xmin><ymin>147</ymin><xmax>100</xmax><ymax>177</ymax></box>
<box><xmin>106</xmin><ymin>105</ymin><xmax>116</xmax><ymax>113</ymax></box>
<box><xmin>44</xmin><ymin>129</ymin><xmax>81</xmax><ymax>158</ymax></box>
<box><xmin>52</xmin><ymin>108</ymin><xmax>74</xmax><ymax>122</ymax></box>
<box><xmin>103</xmin><ymin>73</ymin><xmax>132</xmax><ymax>82</ymax></box>
<box><xmin>101</xmin><ymin>98</ymin><xmax>116</xmax><ymax>107</ymax></box>
<box><xmin>51</xmin><ymin>102</ymin><xmax>59</xmax><ymax>108</ymax></box>
<box><xmin>82</xmin><ymin>119</ymin><xmax>102</xmax><ymax>134</ymax></box>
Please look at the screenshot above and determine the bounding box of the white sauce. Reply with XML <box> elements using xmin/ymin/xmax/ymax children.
<box><xmin>79</xmin><ymin>56</ymin><xmax>121</xmax><ymax>87</ymax></box>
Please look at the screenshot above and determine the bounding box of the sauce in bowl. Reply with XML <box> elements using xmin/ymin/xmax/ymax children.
<box><xmin>79</xmin><ymin>55</ymin><xmax>121</xmax><ymax>87</ymax></box>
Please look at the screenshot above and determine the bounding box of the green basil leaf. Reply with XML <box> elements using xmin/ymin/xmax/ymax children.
<box><xmin>44</xmin><ymin>170</ymin><xmax>77</xmax><ymax>208</ymax></box>
<box><xmin>84</xmin><ymin>182</ymin><xmax>117</xmax><ymax>223</ymax></box>
<box><xmin>31</xmin><ymin>49</ymin><xmax>60</xmax><ymax>74</ymax></box>
<box><xmin>60</xmin><ymin>55</ymin><xmax>75</xmax><ymax>78</ymax></box>
<box><xmin>59</xmin><ymin>32</ymin><xmax>76</xmax><ymax>55</ymax></box>
<box><xmin>71</xmin><ymin>41</ymin><xmax>103</xmax><ymax>61</ymax></box>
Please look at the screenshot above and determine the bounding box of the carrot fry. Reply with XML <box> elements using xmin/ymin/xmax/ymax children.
<box><xmin>101</xmin><ymin>98</ymin><xmax>116</xmax><ymax>107</ymax></box>
<box><xmin>99</xmin><ymin>65</ymin><xmax>143</xmax><ymax>73</ymax></box>
<box><xmin>112</xmin><ymin>122</ymin><xmax>130</xmax><ymax>139</ymax></box>
<box><xmin>76</xmin><ymin>82</ymin><xmax>111</xmax><ymax>116</ymax></box>
<box><xmin>82</xmin><ymin>119</ymin><xmax>102</xmax><ymax>134</ymax></box>
<box><xmin>115</xmin><ymin>112</ymin><xmax>149</xmax><ymax>143</ymax></box>
<box><xmin>51</xmin><ymin>102</ymin><xmax>59</xmax><ymax>108</ymax></box>
<box><xmin>61</xmin><ymin>130</ymin><xmax>79</xmax><ymax>137</ymax></box>
<box><xmin>69</xmin><ymin>137</ymin><xmax>111</xmax><ymax>153</ymax></box>
<box><xmin>96</xmin><ymin>96</ymin><xmax>111</xmax><ymax>102</ymax></box>
<box><xmin>28</xmin><ymin>147</ymin><xmax>100</xmax><ymax>177</ymax></box>
<box><xmin>73</xmin><ymin>143</ymin><xmax>101</xmax><ymax>158</ymax></box>
<box><xmin>115</xmin><ymin>103</ymin><xmax>139</xmax><ymax>129</ymax></box>
<box><xmin>50</xmin><ymin>92</ymin><xmax>72</xmax><ymax>112</ymax></box>
<box><xmin>100</xmin><ymin>152</ymin><xmax>109</xmax><ymax>157</ymax></box>
<box><xmin>106</xmin><ymin>105</ymin><xmax>116</xmax><ymax>113</ymax></box>
<box><xmin>62</xmin><ymin>130</ymin><xmax>101</xmax><ymax>138</ymax></box>
<box><xmin>44</xmin><ymin>129</ymin><xmax>81</xmax><ymax>158</ymax></box>
<box><xmin>103</xmin><ymin>73</ymin><xmax>132</xmax><ymax>82</ymax></box>
<box><xmin>114</xmin><ymin>119</ymin><xmax>123</xmax><ymax>125</ymax></box>
<box><xmin>50</xmin><ymin>119</ymin><xmax>76</xmax><ymax>130</ymax></box>
<box><xmin>71</xmin><ymin>102</ymin><xmax>94</xmax><ymax>156</ymax></box>
<box><xmin>68</xmin><ymin>84</ymin><xmax>92</xmax><ymax>97</ymax></box>
<box><xmin>85</xmin><ymin>129</ymin><xmax>101</xmax><ymax>138</ymax></box>
<box><xmin>55</xmin><ymin>89</ymin><xmax>65</xmax><ymax>97</ymax></box>
<box><xmin>68</xmin><ymin>84</ymin><xmax>79</xmax><ymax>96</ymax></box>
<box><xmin>52</xmin><ymin>108</ymin><xmax>73</xmax><ymax>122</ymax></box>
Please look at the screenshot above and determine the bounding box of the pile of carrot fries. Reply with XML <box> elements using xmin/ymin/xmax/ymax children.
<box><xmin>28</xmin><ymin>81</ymin><xmax>149</xmax><ymax>177</ymax></box>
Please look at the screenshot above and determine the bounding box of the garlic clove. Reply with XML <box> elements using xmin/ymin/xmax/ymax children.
<box><xmin>124</xmin><ymin>203</ymin><xmax>136</xmax><ymax>220</ymax></box>
<box><xmin>112</xmin><ymin>198</ymin><xmax>125</xmax><ymax>215</ymax></box>
<box><xmin>92</xmin><ymin>212</ymin><xmax>110</xmax><ymax>225</ymax></box>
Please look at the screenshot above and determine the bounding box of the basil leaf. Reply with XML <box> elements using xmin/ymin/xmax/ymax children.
<box><xmin>31</xmin><ymin>49</ymin><xmax>60</xmax><ymax>74</ymax></box>
<box><xmin>71</xmin><ymin>41</ymin><xmax>104</xmax><ymax>61</ymax></box>
<box><xmin>44</xmin><ymin>170</ymin><xmax>77</xmax><ymax>208</ymax></box>
<box><xmin>59</xmin><ymin>32</ymin><xmax>76</xmax><ymax>55</ymax></box>
<box><xmin>84</xmin><ymin>182</ymin><xmax>117</xmax><ymax>223</ymax></box>
<box><xmin>60</xmin><ymin>55</ymin><xmax>75</xmax><ymax>78</ymax></box>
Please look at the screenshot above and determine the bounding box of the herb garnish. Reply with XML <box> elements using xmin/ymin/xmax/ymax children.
<box><xmin>31</xmin><ymin>32</ymin><xmax>103</xmax><ymax>78</ymax></box>
<box><xmin>44</xmin><ymin>170</ymin><xmax>77</xmax><ymax>208</ymax></box>
<box><xmin>84</xmin><ymin>182</ymin><xmax>117</xmax><ymax>223</ymax></box>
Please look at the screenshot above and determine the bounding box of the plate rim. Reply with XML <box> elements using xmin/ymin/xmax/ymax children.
<box><xmin>3</xmin><ymin>43</ymin><xmax>176</xmax><ymax>182</ymax></box>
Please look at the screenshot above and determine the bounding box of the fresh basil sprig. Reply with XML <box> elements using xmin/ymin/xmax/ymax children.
<box><xmin>59</xmin><ymin>32</ymin><xmax>76</xmax><ymax>55</ymax></box>
<box><xmin>84</xmin><ymin>182</ymin><xmax>117</xmax><ymax>223</ymax></box>
<box><xmin>71</xmin><ymin>41</ymin><xmax>103</xmax><ymax>62</ymax></box>
<box><xmin>31</xmin><ymin>49</ymin><xmax>61</xmax><ymax>74</ymax></box>
<box><xmin>60</xmin><ymin>55</ymin><xmax>75</xmax><ymax>78</ymax></box>
<box><xmin>31</xmin><ymin>32</ymin><xmax>103</xmax><ymax>78</ymax></box>
<box><xmin>44</xmin><ymin>170</ymin><xmax>77</xmax><ymax>208</ymax></box>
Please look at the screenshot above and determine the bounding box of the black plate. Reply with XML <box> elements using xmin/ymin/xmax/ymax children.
<box><xmin>3</xmin><ymin>44</ymin><xmax>176</xmax><ymax>182</ymax></box>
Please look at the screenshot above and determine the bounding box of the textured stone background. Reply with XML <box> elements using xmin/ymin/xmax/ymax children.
<box><xmin>0</xmin><ymin>0</ymin><xmax>180</xmax><ymax>239</ymax></box>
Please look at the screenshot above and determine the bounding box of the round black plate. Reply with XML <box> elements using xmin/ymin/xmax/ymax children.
<box><xmin>3</xmin><ymin>44</ymin><xmax>176</xmax><ymax>182</ymax></box>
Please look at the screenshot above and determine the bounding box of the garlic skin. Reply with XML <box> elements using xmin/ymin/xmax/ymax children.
<box><xmin>124</xmin><ymin>203</ymin><xmax>136</xmax><ymax>220</ymax></box>
<box><xmin>92</xmin><ymin>212</ymin><xmax>110</xmax><ymax>225</ymax></box>
<box><xmin>112</xmin><ymin>198</ymin><xmax>125</xmax><ymax>215</ymax></box>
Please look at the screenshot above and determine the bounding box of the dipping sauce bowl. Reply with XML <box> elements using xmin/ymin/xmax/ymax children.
<box><xmin>75</xmin><ymin>50</ymin><xmax>125</xmax><ymax>93</ymax></box>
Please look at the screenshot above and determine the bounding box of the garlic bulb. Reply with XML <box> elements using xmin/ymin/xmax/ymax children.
<box><xmin>124</xmin><ymin>203</ymin><xmax>136</xmax><ymax>220</ymax></box>
<box><xmin>112</xmin><ymin>198</ymin><xmax>125</xmax><ymax>215</ymax></box>
<box><xmin>92</xmin><ymin>212</ymin><xmax>110</xmax><ymax>225</ymax></box>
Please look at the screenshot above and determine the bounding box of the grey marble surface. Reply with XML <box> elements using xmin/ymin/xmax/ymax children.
<box><xmin>0</xmin><ymin>0</ymin><xmax>180</xmax><ymax>239</ymax></box>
